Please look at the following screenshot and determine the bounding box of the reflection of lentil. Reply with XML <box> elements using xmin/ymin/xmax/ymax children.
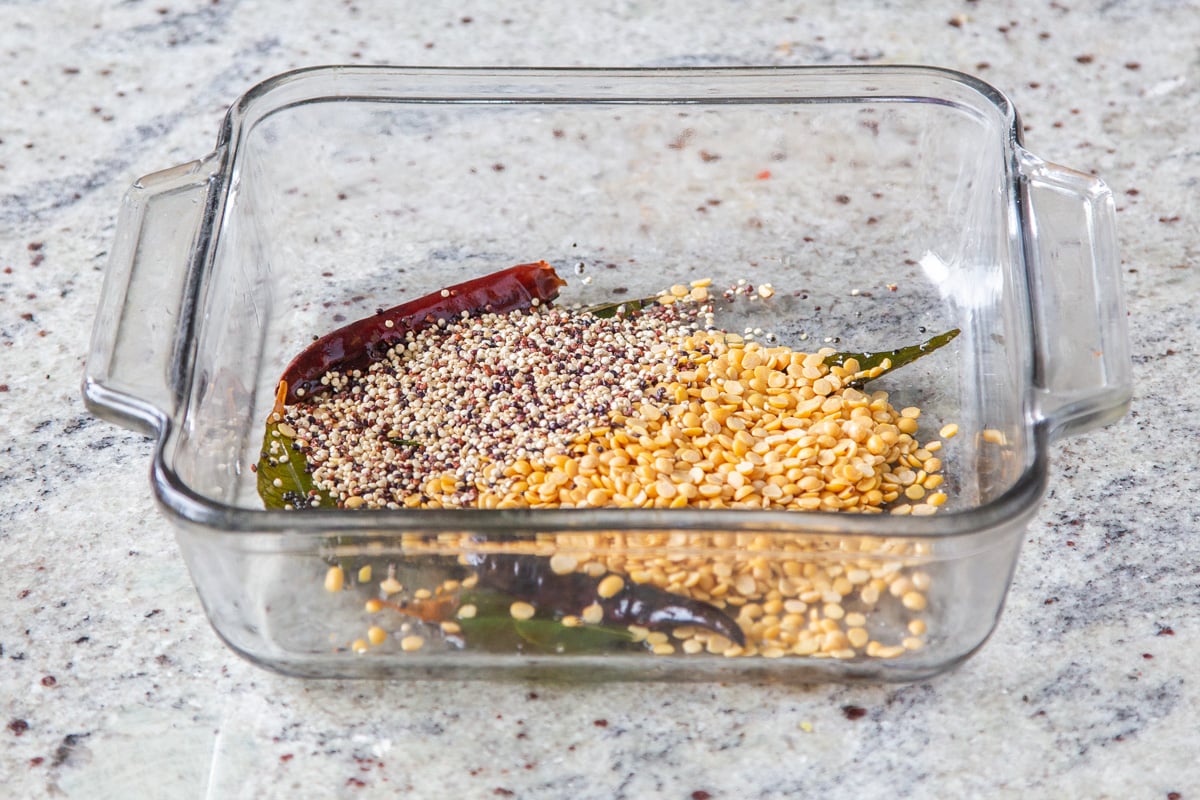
<box><xmin>355</xmin><ymin>533</ymin><xmax>935</xmax><ymax>659</ymax></box>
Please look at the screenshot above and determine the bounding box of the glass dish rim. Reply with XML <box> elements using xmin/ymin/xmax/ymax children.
<box><xmin>151</xmin><ymin>420</ymin><xmax>1050</xmax><ymax>540</ymax></box>
<box><xmin>218</xmin><ymin>63</ymin><xmax>1021</xmax><ymax>140</ymax></box>
<box><xmin>159</xmin><ymin>63</ymin><xmax>1045</xmax><ymax>540</ymax></box>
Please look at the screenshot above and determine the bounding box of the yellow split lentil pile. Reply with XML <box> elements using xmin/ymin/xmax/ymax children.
<box><xmin>464</xmin><ymin>331</ymin><xmax>948</xmax><ymax>514</ymax></box>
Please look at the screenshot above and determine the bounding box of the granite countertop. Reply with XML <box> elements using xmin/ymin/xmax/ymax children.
<box><xmin>2</xmin><ymin>2</ymin><xmax>1197</xmax><ymax>797</ymax></box>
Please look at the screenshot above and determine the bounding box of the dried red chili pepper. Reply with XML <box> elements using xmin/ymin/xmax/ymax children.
<box><xmin>277</xmin><ymin>261</ymin><xmax>566</xmax><ymax>405</ymax></box>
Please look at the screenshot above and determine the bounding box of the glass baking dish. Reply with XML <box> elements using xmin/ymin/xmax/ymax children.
<box><xmin>83</xmin><ymin>66</ymin><xmax>1129</xmax><ymax>681</ymax></box>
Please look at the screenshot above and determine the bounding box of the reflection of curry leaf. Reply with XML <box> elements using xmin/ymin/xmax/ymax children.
<box><xmin>456</xmin><ymin>590</ymin><xmax>638</xmax><ymax>654</ymax></box>
<box><xmin>824</xmin><ymin>328</ymin><xmax>960</xmax><ymax>387</ymax></box>
<box><xmin>256</xmin><ymin>421</ymin><xmax>333</xmax><ymax>509</ymax></box>
<box><xmin>453</xmin><ymin>616</ymin><xmax>527</xmax><ymax>651</ymax></box>
<box><xmin>513</xmin><ymin>618</ymin><xmax>638</xmax><ymax>653</ymax></box>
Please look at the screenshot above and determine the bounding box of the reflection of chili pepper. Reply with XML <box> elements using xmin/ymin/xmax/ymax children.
<box><xmin>378</xmin><ymin>595</ymin><xmax>458</xmax><ymax>626</ymax></box>
<box><xmin>278</xmin><ymin>261</ymin><xmax>566</xmax><ymax>405</ymax></box>
<box><xmin>467</xmin><ymin>554</ymin><xmax>746</xmax><ymax>646</ymax></box>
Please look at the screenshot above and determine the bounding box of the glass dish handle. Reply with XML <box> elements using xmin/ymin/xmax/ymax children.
<box><xmin>83</xmin><ymin>156</ymin><xmax>219</xmax><ymax>436</ymax></box>
<box><xmin>1021</xmin><ymin>152</ymin><xmax>1132</xmax><ymax>441</ymax></box>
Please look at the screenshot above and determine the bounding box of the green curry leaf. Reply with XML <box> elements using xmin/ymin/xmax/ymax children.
<box><xmin>823</xmin><ymin>328</ymin><xmax>960</xmax><ymax>387</ymax></box>
<box><xmin>256</xmin><ymin>421</ymin><xmax>333</xmax><ymax>510</ymax></box>
<box><xmin>577</xmin><ymin>295</ymin><xmax>661</xmax><ymax>319</ymax></box>
<box><xmin>456</xmin><ymin>589</ymin><xmax>638</xmax><ymax>654</ymax></box>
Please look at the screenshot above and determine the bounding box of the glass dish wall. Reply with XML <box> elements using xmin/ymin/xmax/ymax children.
<box><xmin>85</xmin><ymin>67</ymin><xmax>1129</xmax><ymax>680</ymax></box>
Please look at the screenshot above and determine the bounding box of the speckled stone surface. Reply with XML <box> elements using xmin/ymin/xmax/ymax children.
<box><xmin>2</xmin><ymin>2</ymin><xmax>1197</xmax><ymax>797</ymax></box>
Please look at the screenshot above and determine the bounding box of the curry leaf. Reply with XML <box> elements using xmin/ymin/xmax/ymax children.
<box><xmin>256</xmin><ymin>420</ymin><xmax>333</xmax><ymax>510</ymax></box>
<box><xmin>824</xmin><ymin>328</ymin><xmax>960</xmax><ymax>387</ymax></box>
<box><xmin>577</xmin><ymin>295</ymin><xmax>661</xmax><ymax>319</ymax></box>
<box><xmin>456</xmin><ymin>589</ymin><xmax>638</xmax><ymax>654</ymax></box>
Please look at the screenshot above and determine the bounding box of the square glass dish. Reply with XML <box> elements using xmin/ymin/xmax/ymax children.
<box><xmin>84</xmin><ymin>66</ymin><xmax>1129</xmax><ymax>681</ymax></box>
